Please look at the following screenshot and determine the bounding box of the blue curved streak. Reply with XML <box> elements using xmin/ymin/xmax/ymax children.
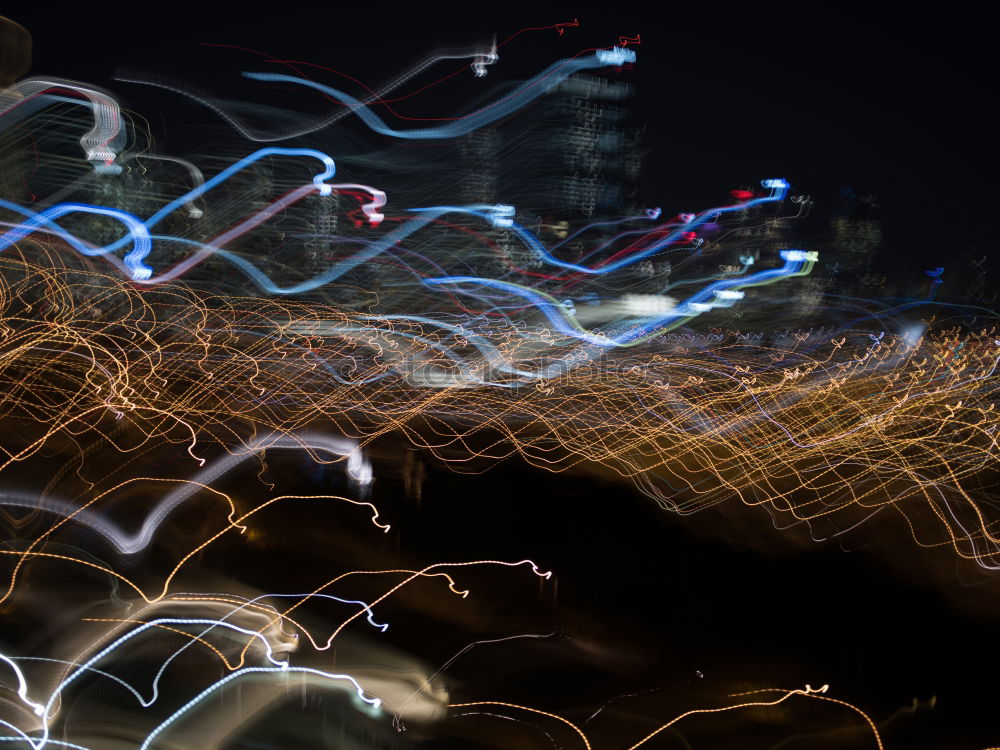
<box><xmin>0</xmin><ymin>148</ymin><xmax>337</xmax><ymax>277</ymax></box>
<box><xmin>423</xmin><ymin>254</ymin><xmax>809</xmax><ymax>347</ymax></box>
<box><xmin>0</xmin><ymin>202</ymin><xmax>152</xmax><ymax>279</ymax></box>
<box><xmin>243</xmin><ymin>49</ymin><xmax>635</xmax><ymax>140</ymax></box>
<box><xmin>414</xmin><ymin>180</ymin><xmax>788</xmax><ymax>275</ymax></box>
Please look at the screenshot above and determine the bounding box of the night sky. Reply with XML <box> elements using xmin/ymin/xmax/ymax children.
<box><xmin>15</xmin><ymin>6</ymin><xmax>994</xmax><ymax>266</ymax></box>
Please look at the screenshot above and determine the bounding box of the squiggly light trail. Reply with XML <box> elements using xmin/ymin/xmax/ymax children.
<box><xmin>0</xmin><ymin>254</ymin><xmax>997</xmax><ymax>564</ymax></box>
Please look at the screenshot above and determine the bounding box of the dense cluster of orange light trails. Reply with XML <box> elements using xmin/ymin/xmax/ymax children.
<box><xmin>3</xmin><ymin>251</ymin><xmax>998</xmax><ymax>570</ymax></box>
